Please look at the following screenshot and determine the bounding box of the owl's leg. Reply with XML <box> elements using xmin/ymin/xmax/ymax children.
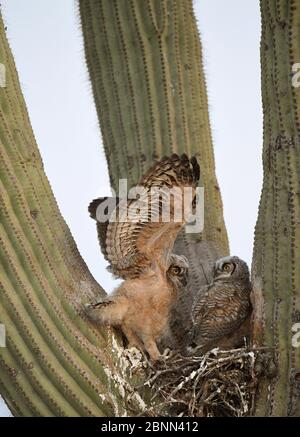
<box><xmin>122</xmin><ymin>326</ymin><xmax>143</xmax><ymax>350</ymax></box>
<box><xmin>85</xmin><ymin>295</ymin><xmax>128</xmax><ymax>326</ymax></box>
<box><xmin>141</xmin><ymin>335</ymin><xmax>161</xmax><ymax>362</ymax></box>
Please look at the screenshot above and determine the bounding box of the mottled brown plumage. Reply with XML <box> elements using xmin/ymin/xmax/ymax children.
<box><xmin>87</xmin><ymin>154</ymin><xmax>199</xmax><ymax>360</ymax></box>
<box><xmin>186</xmin><ymin>256</ymin><xmax>252</xmax><ymax>354</ymax></box>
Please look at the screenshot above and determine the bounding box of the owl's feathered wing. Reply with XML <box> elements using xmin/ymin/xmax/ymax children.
<box><xmin>88</xmin><ymin>196</ymin><xmax>120</xmax><ymax>261</ymax></box>
<box><xmin>190</xmin><ymin>281</ymin><xmax>250</xmax><ymax>346</ymax></box>
<box><xmin>89</xmin><ymin>154</ymin><xmax>200</xmax><ymax>279</ymax></box>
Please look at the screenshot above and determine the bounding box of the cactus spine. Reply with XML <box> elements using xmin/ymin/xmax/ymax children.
<box><xmin>252</xmin><ymin>0</ymin><xmax>300</xmax><ymax>416</ymax></box>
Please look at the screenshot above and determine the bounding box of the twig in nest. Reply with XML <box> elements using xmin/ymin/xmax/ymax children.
<box><xmin>141</xmin><ymin>347</ymin><xmax>263</xmax><ymax>417</ymax></box>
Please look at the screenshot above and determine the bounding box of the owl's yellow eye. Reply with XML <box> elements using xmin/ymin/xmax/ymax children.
<box><xmin>172</xmin><ymin>266</ymin><xmax>182</xmax><ymax>275</ymax></box>
<box><xmin>222</xmin><ymin>263</ymin><xmax>231</xmax><ymax>272</ymax></box>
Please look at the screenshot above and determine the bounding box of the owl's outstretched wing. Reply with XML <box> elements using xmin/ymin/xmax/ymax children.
<box><xmin>88</xmin><ymin>196</ymin><xmax>120</xmax><ymax>261</ymax></box>
<box><xmin>89</xmin><ymin>154</ymin><xmax>200</xmax><ymax>279</ymax></box>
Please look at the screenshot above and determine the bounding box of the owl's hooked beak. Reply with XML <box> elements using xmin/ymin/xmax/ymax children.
<box><xmin>181</xmin><ymin>273</ymin><xmax>188</xmax><ymax>287</ymax></box>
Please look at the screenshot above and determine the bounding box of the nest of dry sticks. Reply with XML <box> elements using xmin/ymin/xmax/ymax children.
<box><xmin>138</xmin><ymin>347</ymin><xmax>261</xmax><ymax>417</ymax></box>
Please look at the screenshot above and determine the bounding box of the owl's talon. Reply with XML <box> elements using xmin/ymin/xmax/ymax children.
<box><xmin>162</xmin><ymin>348</ymin><xmax>171</xmax><ymax>357</ymax></box>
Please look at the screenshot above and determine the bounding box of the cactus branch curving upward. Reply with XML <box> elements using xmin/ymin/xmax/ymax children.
<box><xmin>252</xmin><ymin>0</ymin><xmax>300</xmax><ymax>416</ymax></box>
<box><xmin>0</xmin><ymin>11</ymin><xmax>147</xmax><ymax>417</ymax></box>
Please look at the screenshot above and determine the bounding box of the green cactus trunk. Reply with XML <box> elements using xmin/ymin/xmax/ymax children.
<box><xmin>252</xmin><ymin>0</ymin><xmax>300</xmax><ymax>416</ymax></box>
<box><xmin>79</xmin><ymin>0</ymin><xmax>229</xmax><ymax>295</ymax></box>
<box><xmin>0</xmin><ymin>12</ymin><xmax>147</xmax><ymax>416</ymax></box>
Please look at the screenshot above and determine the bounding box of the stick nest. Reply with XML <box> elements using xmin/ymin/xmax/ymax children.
<box><xmin>138</xmin><ymin>347</ymin><xmax>260</xmax><ymax>417</ymax></box>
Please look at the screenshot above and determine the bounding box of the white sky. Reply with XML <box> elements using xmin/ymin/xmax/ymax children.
<box><xmin>0</xmin><ymin>0</ymin><xmax>262</xmax><ymax>417</ymax></box>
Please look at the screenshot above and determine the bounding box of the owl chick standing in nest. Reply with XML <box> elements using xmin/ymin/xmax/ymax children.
<box><xmin>186</xmin><ymin>256</ymin><xmax>252</xmax><ymax>355</ymax></box>
<box><xmin>86</xmin><ymin>154</ymin><xmax>200</xmax><ymax>361</ymax></box>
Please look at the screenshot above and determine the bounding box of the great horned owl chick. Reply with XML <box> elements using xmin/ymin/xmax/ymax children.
<box><xmin>87</xmin><ymin>254</ymin><xmax>189</xmax><ymax>361</ymax></box>
<box><xmin>86</xmin><ymin>154</ymin><xmax>199</xmax><ymax>361</ymax></box>
<box><xmin>186</xmin><ymin>256</ymin><xmax>252</xmax><ymax>355</ymax></box>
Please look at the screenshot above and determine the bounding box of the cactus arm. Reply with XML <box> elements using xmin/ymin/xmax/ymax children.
<box><xmin>79</xmin><ymin>0</ymin><xmax>229</xmax><ymax>294</ymax></box>
<box><xmin>252</xmin><ymin>0</ymin><xmax>300</xmax><ymax>416</ymax></box>
<box><xmin>0</xmin><ymin>11</ymin><xmax>146</xmax><ymax>417</ymax></box>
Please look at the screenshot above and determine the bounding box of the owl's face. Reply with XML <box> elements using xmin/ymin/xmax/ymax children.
<box><xmin>213</xmin><ymin>256</ymin><xmax>249</xmax><ymax>282</ymax></box>
<box><xmin>167</xmin><ymin>254</ymin><xmax>189</xmax><ymax>287</ymax></box>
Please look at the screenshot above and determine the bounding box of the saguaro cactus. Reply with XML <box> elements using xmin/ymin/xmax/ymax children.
<box><xmin>252</xmin><ymin>0</ymin><xmax>300</xmax><ymax>416</ymax></box>
<box><xmin>79</xmin><ymin>0</ymin><xmax>229</xmax><ymax>295</ymax></box>
<box><xmin>0</xmin><ymin>12</ymin><xmax>146</xmax><ymax>416</ymax></box>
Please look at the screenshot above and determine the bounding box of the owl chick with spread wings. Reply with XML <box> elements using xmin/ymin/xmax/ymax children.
<box><xmin>86</xmin><ymin>154</ymin><xmax>200</xmax><ymax>361</ymax></box>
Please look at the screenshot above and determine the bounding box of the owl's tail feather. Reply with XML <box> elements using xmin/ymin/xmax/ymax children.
<box><xmin>85</xmin><ymin>296</ymin><xmax>129</xmax><ymax>326</ymax></box>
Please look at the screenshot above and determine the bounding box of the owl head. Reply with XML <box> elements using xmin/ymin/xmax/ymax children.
<box><xmin>167</xmin><ymin>254</ymin><xmax>189</xmax><ymax>287</ymax></box>
<box><xmin>213</xmin><ymin>256</ymin><xmax>250</xmax><ymax>282</ymax></box>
